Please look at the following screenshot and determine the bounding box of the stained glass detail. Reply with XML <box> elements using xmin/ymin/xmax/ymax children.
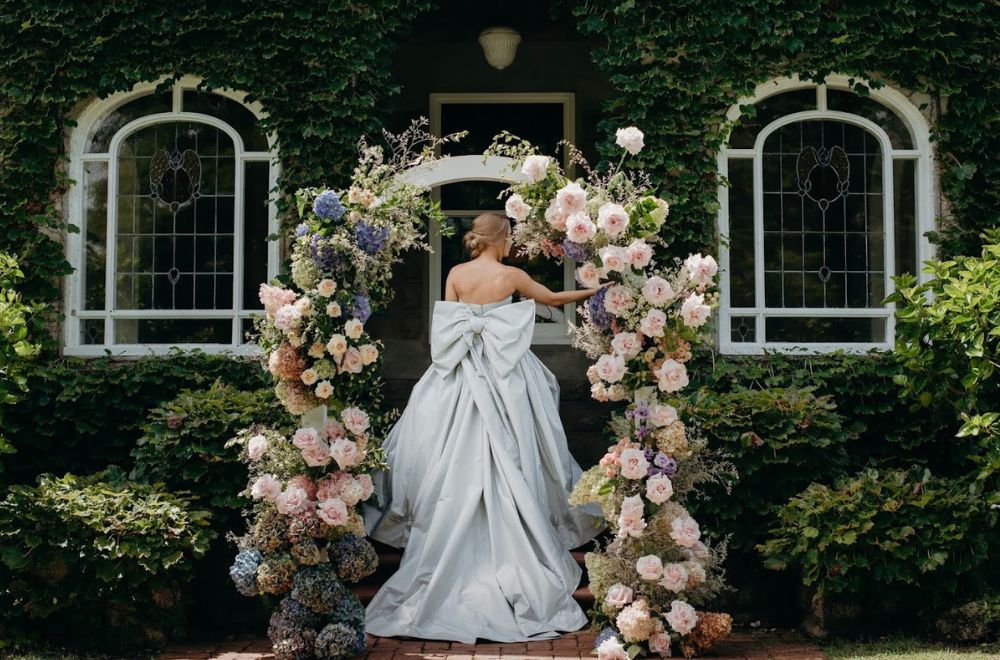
<box><xmin>728</xmin><ymin>88</ymin><xmax>816</xmax><ymax>149</ymax></box>
<box><xmin>730</xmin><ymin>316</ymin><xmax>755</xmax><ymax>342</ymax></box>
<box><xmin>827</xmin><ymin>89</ymin><xmax>913</xmax><ymax>149</ymax></box>
<box><xmin>83</xmin><ymin>162</ymin><xmax>109</xmax><ymax>309</ymax></box>
<box><xmin>116</xmin><ymin>121</ymin><xmax>235</xmax><ymax>310</ymax></box>
<box><xmin>86</xmin><ymin>91</ymin><xmax>173</xmax><ymax>153</ymax></box>
<box><xmin>761</xmin><ymin>120</ymin><xmax>884</xmax><ymax>309</ymax></box>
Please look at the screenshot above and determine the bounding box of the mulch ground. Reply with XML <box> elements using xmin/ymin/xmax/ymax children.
<box><xmin>157</xmin><ymin>628</ymin><xmax>826</xmax><ymax>659</ymax></box>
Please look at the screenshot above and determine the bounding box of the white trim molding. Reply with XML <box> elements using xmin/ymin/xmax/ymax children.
<box><xmin>717</xmin><ymin>74</ymin><xmax>936</xmax><ymax>355</ymax></box>
<box><xmin>427</xmin><ymin>92</ymin><xmax>578</xmax><ymax>345</ymax></box>
<box><xmin>62</xmin><ymin>74</ymin><xmax>281</xmax><ymax>357</ymax></box>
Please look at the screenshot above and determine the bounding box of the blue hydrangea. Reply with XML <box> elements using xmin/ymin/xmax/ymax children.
<box><xmin>314</xmin><ymin>621</ymin><xmax>366</xmax><ymax>659</ymax></box>
<box><xmin>291</xmin><ymin>564</ymin><xmax>346</xmax><ymax>614</ymax></box>
<box><xmin>351</xmin><ymin>293</ymin><xmax>371</xmax><ymax>324</ymax></box>
<box><xmin>354</xmin><ymin>220</ymin><xmax>389</xmax><ymax>254</ymax></box>
<box><xmin>294</xmin><ymin>223</ymin><xmax>310</xmax><ymax>238</ymax></box>
<box><xmin>229</xmin><ymin>548</ymin><xmax>262</xmax><ymax>597</ymax></box>
<box><xmin>586</xmin><ymin>286</ymin><xmax>611</xmax><ymax>330</ymax></box>
<box><xmin>328</xmin><ymin>533</ymin><xmax>378</xmax><ymax>583</ymax></box>
<box><xmin>593</xmin><ymin>626</ymin><xmax>621</xmax><ymax>649</ymax></box>
<box><xmin>313</xmin><ymin>190</ymin><xmax>346</xmax><ymax>222</ymax></box>
<box><xmin>267</xmin><ymin>608</ymin><xmax>317</xmax><ymax>660</ymax></box>
<box><xmin>310</xmin><ymin>235</ymin><xmax>347</xmax><ymax>273</ymax></box>
<box><xmin>561</xmin><ymin>238</ymin><xmax>589</xmax><ymax>263</ymax></box>
<box><xmin>330</xmin><ymin>591</ymin><xmax>366</xmax><ymax>629</ymax></box>
<box><xmin>277</xmin><ymin>596</ymin><xmax>323</xmax><ymax>629</ymax></box>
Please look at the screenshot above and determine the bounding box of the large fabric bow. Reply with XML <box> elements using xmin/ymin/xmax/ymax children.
<box><xmin>430</xmin><ymin>299</ymin><xmax>535</xmax><ymax>378</ymax></box>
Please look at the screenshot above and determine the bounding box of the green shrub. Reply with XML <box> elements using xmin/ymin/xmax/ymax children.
<box><xmin>0</xmin><ymin>253</ymin><xmax>43</xmax><ymax>471</ymax></box>
<box><xmin>0</xmin><ymin>352</ymin><xmax>270</xmax><ymax>487</ymax></box>
<box><xmin>0</xmin><ymin>469</ymin><xmax>216</xmax><ymax>650</ymax></box>
<box><xmin>130</xmin><ymin>381</ymin><xmax>295</xmax><ymax>528</ymax></box>
<box><xmin>758</xmin><ymin>467</ymin><xmax>995</xmax><ymax>611</ymax></box>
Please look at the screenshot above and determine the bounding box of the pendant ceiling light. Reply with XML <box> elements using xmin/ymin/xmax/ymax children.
<box><xmin>478</xmin><ymin>26</ymin><xmax>522</xmax><ymax>70</ymax></box>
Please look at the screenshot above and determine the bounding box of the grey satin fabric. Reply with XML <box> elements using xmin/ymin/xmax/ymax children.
<box><xmin>361</xmin><ymin>295</ymin><xmax>607</xmax><ymax>643</ymax></box>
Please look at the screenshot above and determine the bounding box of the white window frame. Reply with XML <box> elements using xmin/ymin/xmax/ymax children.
<box><xmin>717</xmin><ymin>74</ymin><xmax>936</xmax><ymax>355</ymax></box>
<box><xmin>428</xmin><ymin>92</ymin><xmax>577</xmax><ymax>345</ymax></box>
<box><xmin>63</xmin><ymin>74</ymin><xmax>280</xmax><ymax>357</ymax></box>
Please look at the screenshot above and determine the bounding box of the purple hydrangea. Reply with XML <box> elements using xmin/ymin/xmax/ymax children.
<box><xmin>561</xmin><ymin>238</ymin><xmax>589</xmax><ymax>263</ymax></box>
<box><xmin>643</xmin><ymin>447</ymin><xmax>655</xmax><ymax>461</ymax></box>
<box><xmin>313</xmin><ymin>190</ymin><xmax>346</xmax><ymax>222</ymax></box>
<box><xmin>310</xmin><ymin>235</ymin><xmax>347</xmax><ymax>273</ymax></box>
<box><xmin>294</xmin><ymin>223</ymin><xmax>310</xmax><ymax>237</ymax></box>
<box><xmin>586</xmin><ymin>285</ymin><xmax>611</xmax><ymax>330</ymax></box>
<box><xmin>354</xmin><ymin>221</ymin><xmax>389</xmax><ymax>254</ymax></box>
<box><xmin>635</xmin><ymin>424</ymin><xmax>650</xmax><ymax>438</ymax></box>
<box><xmin>654</xmin><ymin>453</ymin><xmax>678</xmax><ymax>476</ymax></box>
<box><xmin>593</xmin><ymin>626</ymin><xmax>622</xmax><ymax>649</ymax></box>
<box><xmin>351</xmin><ymin>293</ymin><xmax>371</xmax><ymax>323</ymax></box>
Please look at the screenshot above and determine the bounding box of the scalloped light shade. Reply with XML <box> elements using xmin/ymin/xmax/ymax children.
<box><xmin>478</xmin><ymin>26</ymin><xmax>522</xmax><ymax>70</ymax></box>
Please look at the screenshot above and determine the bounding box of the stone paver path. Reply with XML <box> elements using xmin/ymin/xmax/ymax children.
<box><xmin>158</xmin><ymin>628</ymin><xmax>826</xmax><ymax>659</ymax></box>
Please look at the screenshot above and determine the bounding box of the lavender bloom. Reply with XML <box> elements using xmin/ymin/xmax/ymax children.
<box><xmin>561</xmin><ymin>238</ymin><xmax>589</xmax><ymax>263</ymax></box>
<box><xmin>586</xmin><ymin>286</ymin><xmax>611</xmax><ymax>330</ymax></box>
<box><xmin>635</xmin><ymin>424</ymin><xmax>650</xmax><ymax>438</ymax></box>
<box><xmin>658</xmin><ymin>455</ymin><xmax>678</xmax><ymax>476</ymax></box>
<box><xmin>351</xmin><ymin>293</ymin><xmax>372</xmax><ymax>323</ymax></box>
<box><xmin>310</xmin><ymin>235</ymin><xmax>347</xmax><ymax>273</ymax></box>
<box><xmin>643</xmin><ymin>447</ymin><xmax>655</xmax><ymax>461</ymax></box>
<box><xmin>653</xmin><ymin>451</ymin><xmax>672</xmax><ymax>469</ymax></box>
<box><xmin>313</xmin><ymin>190</ymin><xmax>346</xmax><ymax>221</ymax></box>
<box><xmin>354</xmin><ymin>221</ymin><xmax>389</xmax><ymax>254</ymax></box>
<box><xmin>633</xmin><ymin>400</ymin><xmax>649</xmax><ymax>419</ymax></box>
<box><xmin>593</xmin><ymin>626</ymin><xmax>622</xmax><ymax>649</ymax></box>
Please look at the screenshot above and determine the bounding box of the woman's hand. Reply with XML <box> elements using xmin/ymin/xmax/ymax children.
<box><xmin>585</xmin><ymin>281</ymin><xmax>615</xmax><ymax>298</ymax></box>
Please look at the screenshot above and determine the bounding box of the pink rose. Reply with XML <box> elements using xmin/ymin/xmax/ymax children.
<box><xmin>250</xmin><ymin>474</ymin><xmax>281</xmax><ymax>501</ymax></box>
<box><xmin>565</xmin><ymin>211</ymin><xmax>597</xmax><ymax>243</ymax></box>
<box><xmin>654</xmin><ymin>359</ymin><xmax>689</xmax><ymax>393</ymax></box>
<box><xmin>604</xmin><ymin>583</ymin><xmax>634</xmax><ymax>608</ymax></box>
<box><xmin>611</xmin><ymin>332</ymin><xmax>641</xmax><ymax>359</ymax></box>
<box><xmin>287</xmin><ymin>475</ymin><xmax>317</xmax><ymax>499</ymax></box>
<box><xmin>330</xmin><ymin>437</ymin><xmax>361</xmax><ymax>469</ymax></box>
<box><xmin>619</xmin><ymin>447</ymin><xmax>650</xmax><ymax>479</ymax></box>
<box><xmin>670</xmin><ymin>515</ymin><xmax>701</xmax><ymax>548</ymax></box>
<box><xmin>595</xmin><ymin>353</ymin><xmax>627</xmax><ymax>383</ymax></box>
<box><xmin>625</xmin><ymin>240</ymin><xmax>653</xmax><ymax>269</ymax></box>
<box><xmin>685</xmin><ymin>253</ymin><xmax>718</xmax><ymax>287</ymax></box>
<box><xmin>645</xmin><ymin>474</ymin><xmax>674</xmax><ymax>504</ymax></box>
<box><xmin>324</xmin><ymin>419</ymin><xmax>346</xmax><ymax>440</ymax></box>
<box><xmin>603</xmin><ymin>284</ymin><xmax>634</xmax><ymax>316</ymax></box>
<box><xmin>274</xmin><ymin>304</ymin><xmax>302</xmax><ymax>333</ymax></box>
<box><xmin>276</xmin><ymin>485</ymin><xmax>310</xmax><ymax>515</ymax></box>
<box><xmin>316</xmin><ymin>497</ymin><xmax>349</xmax><ymax>526</ymax></box>
<box><xmin>545</xmin><ymin>199</ymin><xmax>568</xmax><ymax>231</ymax></box>
<box><xmin>338</xmin><ymin>477</ymin><xmax>366</xmax><ymax>506</ymax></box>
<box><xmin>302</xmin><ymin>442</ymin><xmax>332</xmax><ymax>467</ymax></box>
<box><xmin>618</xmin><ymin>511</ymin><xmax>647</xmax><ymax>538</ymax></box>
<box><xmin>340</xmin><ymin>407</ymin><xmax>370</xmax><ymax>435</ymax></box>
<box><xmin>555</xmin><ymin>181</ymin><xmax>587</xmax><ymax>214</ymax></box>
<box><xmin>665</xmin><ymin>600</ymin><xmax>699</xmax><ymax>635</ymax></box>
<box><xmin>642</xmin><ymin>276</ymin><xmax>675</xmax><ymax>306</ymax></box>
<box><xmin>576</xmin><ymin>262</ymin><xmax>601</xmax><ymax>288</ymax></box>
<box><xmin>636</xmin><ymin>554</ymin><xmax>664</xmax><ymax>581</ymax></box>
<box><xmin>598</xmin><ymin>245</ymin><xmax>628</xmax><ymax>273</ymax></box>
<box><xmin>521</xmin><ymin>155</ymin><xmax>551</xmax><ymax>183</ymax></box>
<box><xmin>680</xmin><ymin>292</ymin><xmax>711</xmax><ymax>327</ymax></box>
<box><xmin>648</xmin><ymin>631</ymin><xmax>672</xmax><ymax>656</ymax></box>
<box><xmin>504</xmin><ymin>193</ymin><xmax>532</xmax><ymax>222</ymax></box>
<box><xmin>659</xmin><ymin>563</ymin><xmax>689</xmax><ymax>593</ymax></box>
<box><xmin>356</xmin><ymin>473</ymin><xmax>374</xmax><ymax>500</ymax></box>
<box><xmin>682</xmin><ymin>540</ymin><xmax>711</xmax><ymax>561</ymax></box>
<box><xmin>620</xmin><ymin>494</ymin><xmax>645</xmax><ymax>516</ymax></box>
<box><xmin>648</xmin><ymin>403</ymin><xmax>678</xmax><ymax>427</ymax></box>
<box><xmin>339</xmin><ymin>346</ymin><xmax>364</xmax><ymax>374</ymax></box>
<box><xmin>597</xmin><ymin>203</ymin><xmax>629</xmax><ymax>237</ymax></box>
<box><xmin>292</xmin><ymin>427</ymin><xmax>320</xmax><ymax>449</ymax></box>
<box><xmin>640</xmin><ymin>309</ymin><xmax>667</xmax><ymax>338</ymax></box>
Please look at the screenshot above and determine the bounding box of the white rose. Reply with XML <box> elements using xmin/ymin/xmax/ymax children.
<box><xmin>504</xmin><ymin>193</ymin><xmax>532</xmax><ymax>222</ymax></box>
<box><xmin>611</xmin><ymin>332</ymin><xmax>641</xmax><ymax>359</ymax></box>
<box><xmin>544</xmin><ymin>199</ymin><xmax>568</xmax><ymax>231</ymax></box>
<box><xmin>326</xmin><ymin>301</ymin><xmax>342</xmax><ymax>317</ymax></box>
<box><xmin>326</xmin><ymin>334</ymin><xmax>348</xmax><ymax>357</ymax></box>
<box><xmin>597</xmin><ymin>203</ymin><xmax>629</xmax><ymax>237</ymax></box>
<box><xmin>595</xmin><ymin>353</ymin><xmax>626</xmax><ymax>383</ymax></box>
<box><xmin>615</xmin><ymin>126</ymin><xmax>645</xmax><ymax>155</ymax></box>
<box><xmin>680</xmin><ymin>293</ymin><xmax>711</xmax><ymax>327</ymax></box>
<box><xmin>314</xmin><ymin>380</ymin><xmax>334</xmax><ymax>399</ymax></box>
<box><xmin>636</xmin><ymin>554</ymin><xmax>664</xmax><ymax>581</ymax></box>
<box><xmin>619</xmin><ymin>447</ymin><xmax>650</xmax><ymax>480</ymax></box>
<box><xmin>665</xmin><ymin>600</ymin><xmax>698</xmax><ymax>635</ymax></box>
<box><xmin>649</xmin><ymin>403</ymin><xmax>678</xmax><ymax>427</ymax></box>
<box><xmin>645</xmin><ymin>474</ymin><xmax>674</xmax><ymax>504</ymax></box>
<box><xmin>247</xmin><ymin>434</ymin><xmax>268</xmax><ymax>461</ymax></box>
<box><xmin>316</xmin><ymin>278</ymin><xmax>337</xmax><ymax>297</ymax></box>
<box><xmin>576</xmin><ymin>262</ymin><xmax>601</xmax><ymax>288</ymax></box>
<box><xmin>640</xmin><ymin>309</ymin><xmax>667</xmax><ymax>338</ymax></box>
<box><xmin>626</xmin><ymin>239</ymin><xmax>653</xmax><ymax>269</ymax></box>
<box><xmin>520</xmin><ymin>154</ymin><xmax>551</xmax><ymax>183</ymax></box>
<box><xmin>344</xmin><ymin>318</ymin><xmax>364</xmax><ymax>339</ymax></box>
<box><xmin>598</xmin><ymin>245</ymin><xmax>628</xmax><ymax>273</ymax></box>
<box><xmin>659</xmin><ymin>563</ymin><xmax>689</xmax><ymax>593</ymax></box>
<box><xmin>670</xmin><ymin>515</ymin><xmax>701</xmax><ymax>548</ymax></box>
<box><xmin>359</xmin><ymin>343</ymin><xmax>379</xmax><ymax>365</ymax></box>
<box><xmin>565</xmin><ymin>211</ymin><xmax>596</xmax><ymax>243</ymax></box>
<box><xmin>685</xmin><ymin>253</ymin><xmax>719</xmax><ymax>287</ymax></box>
<box><xmin>642</xmin><ymin>276</ymin><xmax>675</xmax><ymax>306</ymax></box>
<box><xmin>654</xmin><ymin>359</ymin><xmax>689</xmax><ymax>393</ymax></box>
<box><xmin>605</xmin><ymin>583</ymin><xmax>634</xmax><ymax>608</ymax></box>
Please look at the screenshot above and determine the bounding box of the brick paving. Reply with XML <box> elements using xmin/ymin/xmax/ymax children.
<box><xmin>157</xmin><ymin>628</ymin><xmax>826</xmax><ymax>659</ymax></box>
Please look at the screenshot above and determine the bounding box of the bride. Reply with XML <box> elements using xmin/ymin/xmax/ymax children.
<box><xmin>360</xmin><ymin>210</ymin><xmax>611</xmax><ymax>643</ymax></box>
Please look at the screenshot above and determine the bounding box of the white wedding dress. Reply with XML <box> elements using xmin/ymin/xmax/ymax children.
<box><xmin>360</xmin><ymin>294</ymin><xmax>607</xmax><ymax>643</ymax></box>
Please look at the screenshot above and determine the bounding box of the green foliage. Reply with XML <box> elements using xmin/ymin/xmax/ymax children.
<box><xmin>0</xmin><ymin>253</ymin><xmax>43</xmax><ymax>469</ymax></box>
<box><xmin>569</xmin><ymin>1</ymin><xmax>999</xmax><ymax>258</ymax></box>
<box><xmin>0</xmin><ymin>468</ymin><xmax>216</xmax><ymax>650</ymax></box>
<box><xmin>131</xmin><ymin>382</ymin><xmax>296</xmax><ymax>524</ymax></box>
<box><xmin>686</xmin><ymin>387</ymin><xmax>856</xmax><ymax>551</ymax></box>
<box><xmin>888</xmin><ymin>229</ymin><xmax>1000</xmax><ymax>489</ymax></box>
<box><xmin>0</xmin><ymin>351</ymin><xmax>269</xmax><ymax>487</ymax></box>
<box><xmin>758</xmin><ymin>467</ymin><xmax>996</xmax><ymax>608</ymax></box>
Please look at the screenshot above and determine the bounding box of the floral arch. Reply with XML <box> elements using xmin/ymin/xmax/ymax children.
<box><xmin>229</xmin><ymin>121</ymin><xmax>732</xmax><ymax>660</ymax></box>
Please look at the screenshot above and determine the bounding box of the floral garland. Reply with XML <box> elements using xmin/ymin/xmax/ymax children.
<box><xmin>227</xmin><ymin>119</ymin><xmax>465</xmax><ymax>660</ymax></box>
<box><xmin>485</xmin><ymin>127</ymin><xmax>733</xmax><ymax>659</ymax></box>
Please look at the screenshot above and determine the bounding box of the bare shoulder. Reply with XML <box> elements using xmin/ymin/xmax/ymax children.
<box><xmin>501</xmin><ymin>264</ymin><xmax>528</xmax><ymax>285</ymax></box>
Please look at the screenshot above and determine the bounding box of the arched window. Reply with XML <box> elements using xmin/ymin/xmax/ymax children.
<box><xmin>64</xmin><ymin>76</ymin><xmax>279</xmax><ymax>355</ymax></box>
<box><xmin>717</xmin><ymin>75</ymin><xmax>934</xmax><ymax>353</ymax></box>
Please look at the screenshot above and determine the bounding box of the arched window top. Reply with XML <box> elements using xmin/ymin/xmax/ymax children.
<box><xmin>85</xmin><ymin>83</ymin><xmax>270</xmax><ymax>154</ymax></box>
<box><xmin>727</xmin><ymin>78</ymin><xmax>916</xmax><ymax>150</ymax></box>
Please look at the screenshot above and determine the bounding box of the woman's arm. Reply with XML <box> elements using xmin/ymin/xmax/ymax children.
<box><xmin>510</xmin><ymin>267</ymin><xmax>611</xmax><ymax>307</ymax></box>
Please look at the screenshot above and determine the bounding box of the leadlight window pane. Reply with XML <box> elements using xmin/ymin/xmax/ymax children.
<box><xmin>243</xmin><ymin>160</ymin><xmax>270</xmax><ymax>310</ymax></box>
<box><xmin>441</xmin><ymin>181</ymin><xmax>507</xmax><ymax>212</ymax></box>
<box><xmin>730</xmin><ymin>316</ymin><xmax>756</xmax><ymax>342</ymax></box>
<box><xmin>765</xmin><ymin>317</ymin><xmax>886</xmax><ymax>343</ymax></box>
<box><xmin>893</xmin><ymin>159</ymin><xmax>917</xmax><ymax>277</ymax></box>
<box><xmin>728</xmin><ymin>88</ymin><xmax>816</xmax><ymax>149</ymax></box>
<box><xmin>182</xmin><ymin>90</ymin><xmax>270</xmax><ymax>151</ymax></box>
<box><xmin>116</xmin><ymin>121</ymin><xmax>235</xmax><ymax>310</ymax></box>
<box><xmin>761</xmin><ymin>119</ymin><xmax>884</xmax><ymax>309</ymax></box>
<box><xmin>86</xmin><ymin>91</ymin><xmax>173</xmax><ymax>153</ymax></box>
<box><xmin>826</xmin><ymin>89</ymin><xmax>913</xmax><ymax>149</ymax></box>
<box><xmin>726</xmin><ymin>158</ymin><xmax>754</xmax><ymax>307</ymax></box>
<box><xmin>81</xmin><ymin>319</ymin><xmax>104</xmax><ymax>345</ymax></box>
<box><xmin>83</xmin><ymin>161</ymin><xmax>108</xmax><ymax>309</ymax></box>
<box><xmin>114</xmin><ymin>318</ymin><xmax>232</xmax><ymax>344</ymax></box>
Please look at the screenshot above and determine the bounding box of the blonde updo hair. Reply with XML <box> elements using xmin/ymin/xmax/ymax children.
<box><xmin>463</xmin><ymin>211</ymin><xmax>510</xmax><ymax>258</ymax></box>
